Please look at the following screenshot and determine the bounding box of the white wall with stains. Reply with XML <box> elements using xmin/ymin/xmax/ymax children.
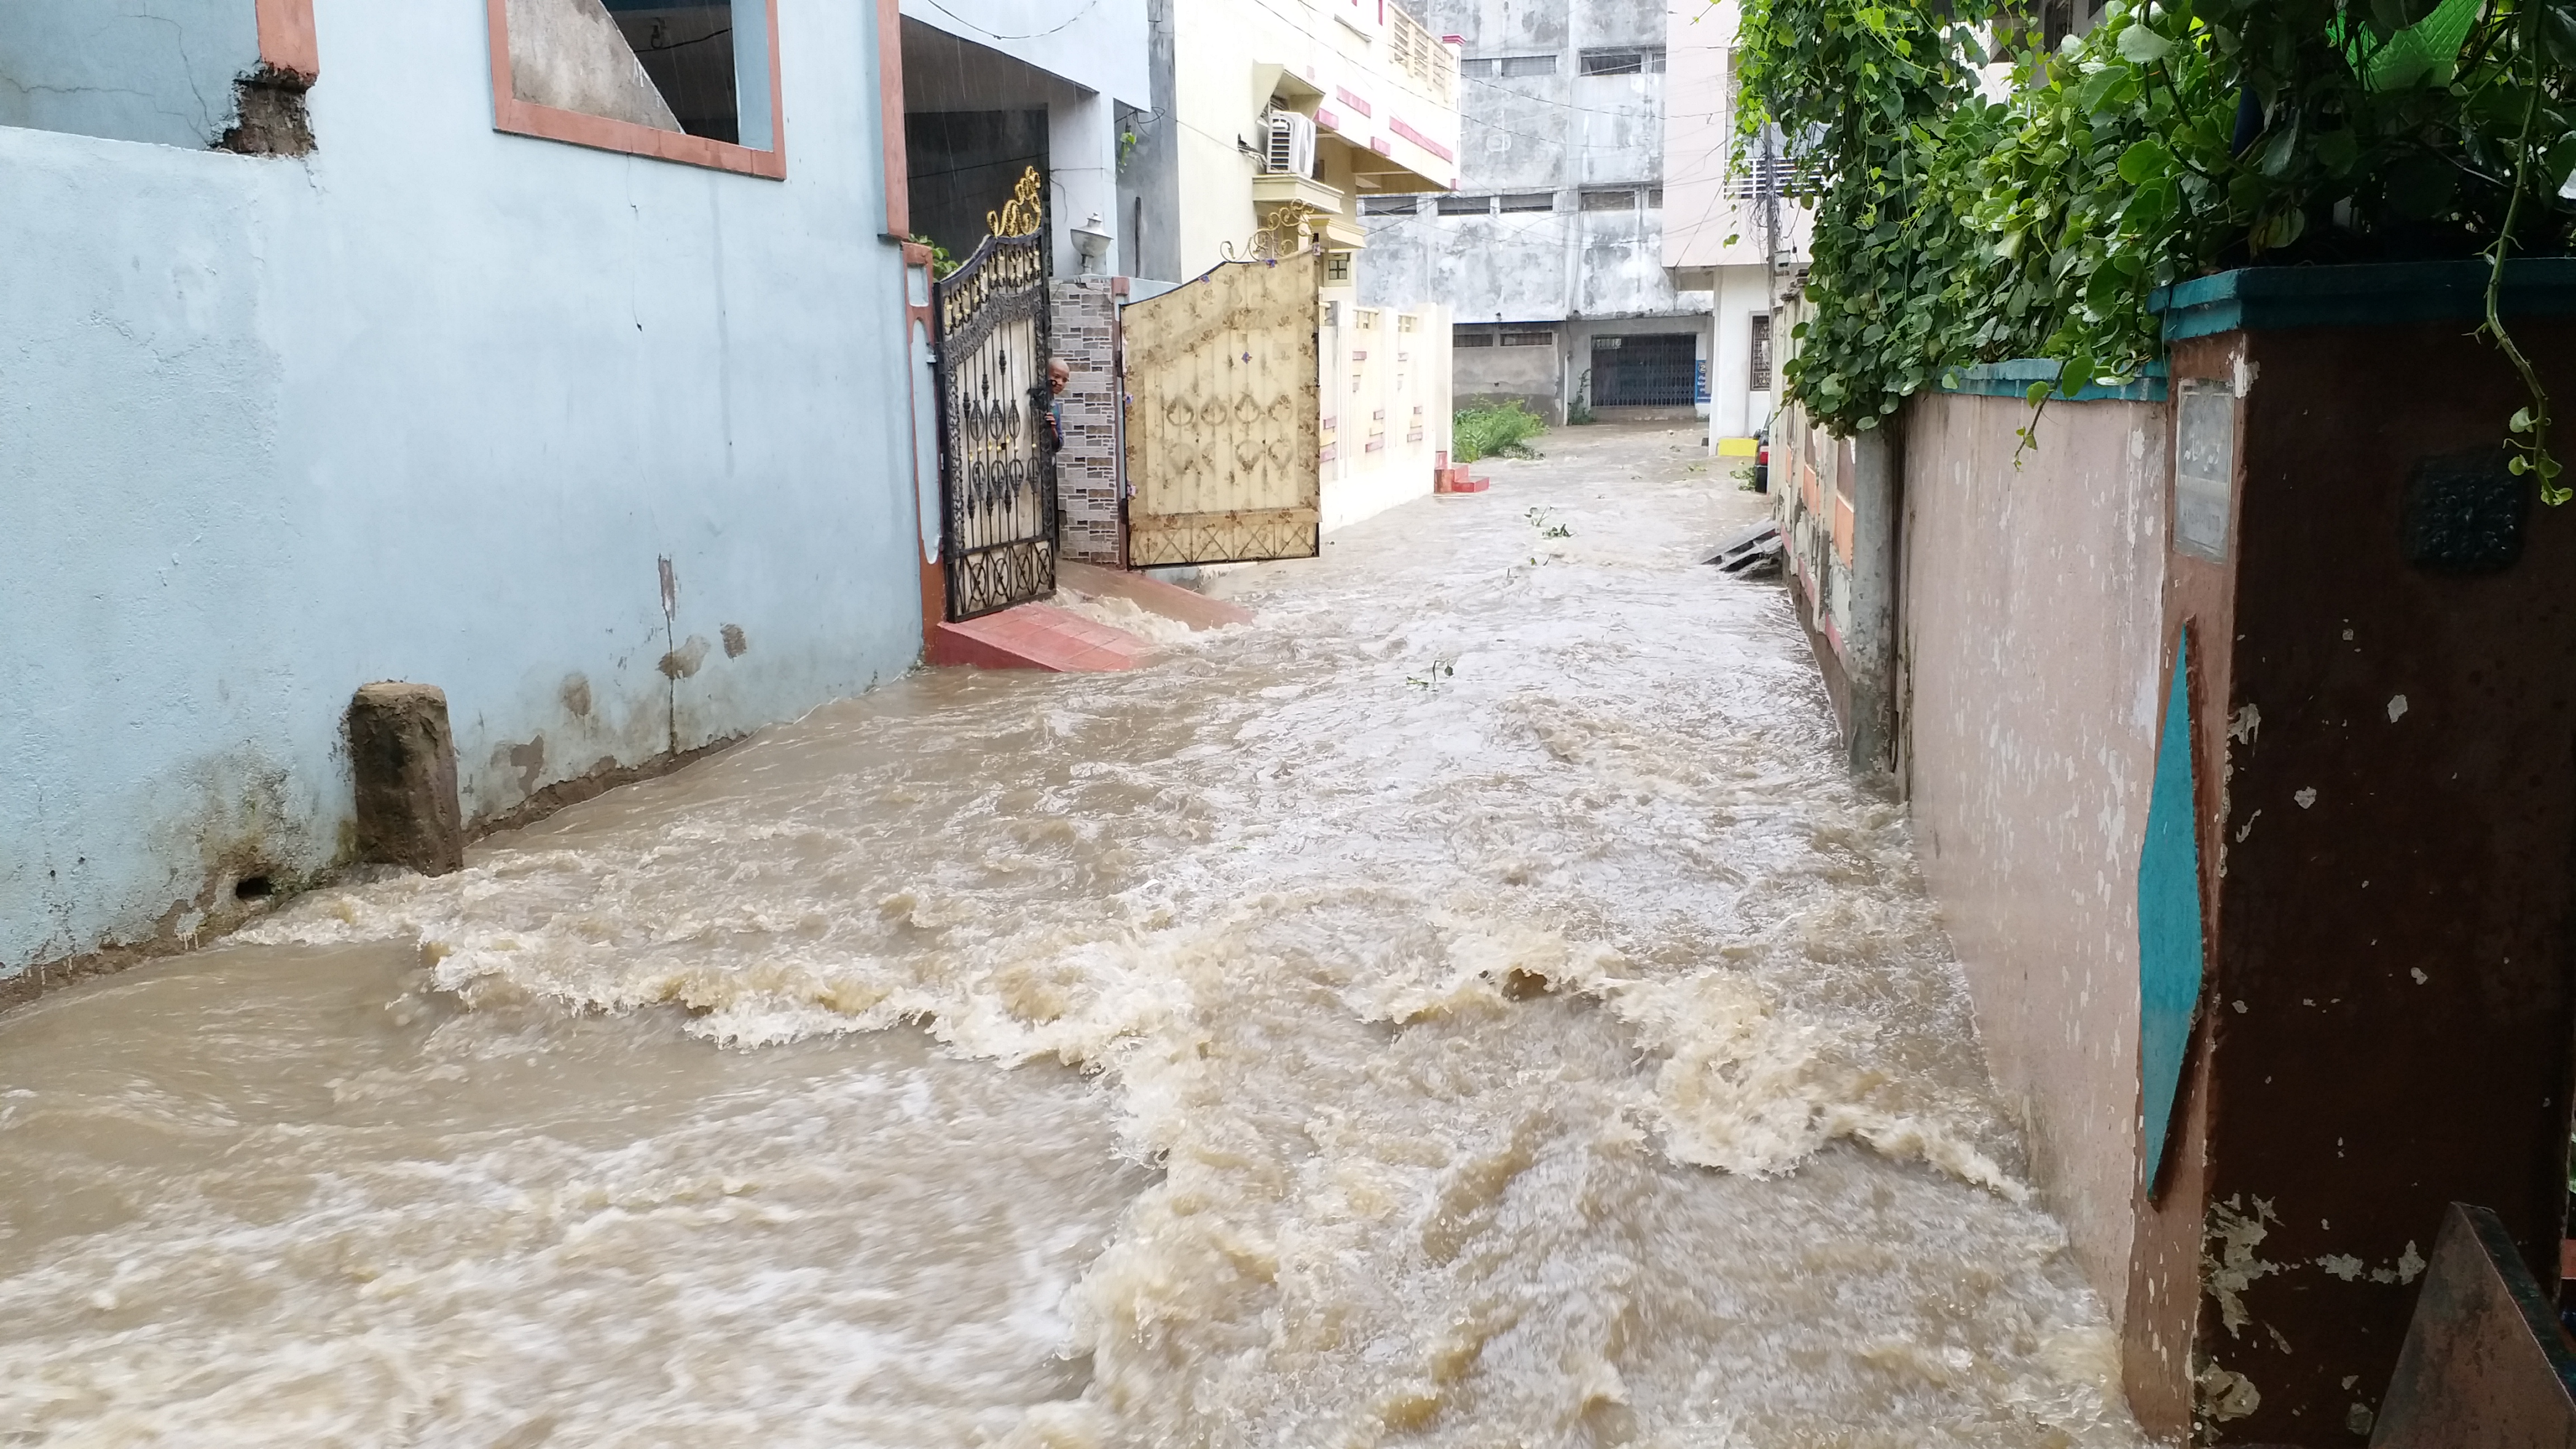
<box><xmin>1899</xmin><ymin>389</ymin><xmax>2171</xmax><ymax>1323</ymax></box>
<box><xmin>0</xmin><ymin>0</ymin><xmax>925</xmax><ymax>979</ymax></box>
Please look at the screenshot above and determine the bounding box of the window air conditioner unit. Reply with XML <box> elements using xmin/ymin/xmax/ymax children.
<box><xmin>1265</xmin><ymin>112</ymin><xmax>1318</xmax><ymax>178</ymax></box>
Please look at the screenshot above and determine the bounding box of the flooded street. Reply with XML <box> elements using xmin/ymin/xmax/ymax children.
<box><xmin>1</xmin><ymin>426</ymin><xmax>2148</xmax><ymax>1447</ymax></box>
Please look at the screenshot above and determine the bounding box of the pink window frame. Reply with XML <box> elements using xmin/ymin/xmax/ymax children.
<box><xmin>256</xmin><ymin>0</ymin><xmax>319</xmax><ymax>79</ymax></box>
<box><xmin>482</xmin><ymin>0</ymin><xmax>788</xmax><ymax>180</ymax></box>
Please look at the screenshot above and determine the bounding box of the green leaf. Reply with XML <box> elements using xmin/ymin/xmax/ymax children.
<box><xmin>2248</xmin><ymin>205</ymin><xmax>2307</xmax><ymax>252</ymax></box>
<box><xmin>2512</xmin><ymin>407</ymin><xmax>2534</xmax><ymax>432</ymax></box>
<box><xmin>2544</xmin><ymin>8</ymin><xmax>2576</xmax><ymax>69</ymax></box>
<box><xmin>2117</xmin><ymin>138</ymin><xmax>2176</xmax><ymax>184</ymax></box>
<box><xmin>2116</xmin><ymin>24</ymin><xmax>2175</xmax><ymax>64</ymax></box>
<box><xmin>2258</xmin><ymin>112</ymin><xmax>2303</xmax><ymax>178</ymax></box>
<box><xmin>2314</xmin><ymin>129</ymin><xmax>2358</xmax><ymax>177</ymax></box>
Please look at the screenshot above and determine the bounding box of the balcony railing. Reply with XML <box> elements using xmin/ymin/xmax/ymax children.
<box><xmin>1386</xmin><ymin>4</ymin><xmax>1456</xmax><ymax>106</ymax></box>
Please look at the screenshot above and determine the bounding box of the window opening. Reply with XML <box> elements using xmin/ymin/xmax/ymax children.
<box><xmin>1750</xmin><ymin>315</ymin><xmax>1773</xmax><ymax>390</ymax></box>
<box><xmin>1438</xmin><ymin>193</ymin><xmax>1498</xmax><ymax>215</ymax></box>
<box><xmin>1578</xmin><ymin>46</ymin><xmax>1666</xmax><ymax>76</ymax></box>
<box><xmin>1326</xmin><ymin>251</ymin><xmax>1353</xmax><ymax>282</ymax></box>
<box><xmin>1579</xmin><ymin>187</ymin><xmax>1640</xmax><ymax>212</ymax></box>
<box><xmin>1500</xmin><ymin>330</ymin><xmax>1555</xmax><ymax>347</ymax></box>
<box><xmin>495</xmin><ymin>0</ymin><xmax>779</xmax><ymax>172</ymax></box>
<box><xmin>1498</xmin><ymin>192</ymin><xmax>1556</xmax><ymax>213</ymax></box>
<box><xmin>602</xmin><ymin>0</ymin><xmax>741</xmax><ymax>142</ymax></box>
<box><xmin>1498</xmin><ymin>54</ymin><xmax>1557</xmax><ymax>78</ymax></box>
<box><xmin>1362</xmin><ymin>195</ymin><xmax>1423</xmax><ymax>215</ymax></box>
<box><xmin>1453</xmin><ymin>328</ymin><xmax>1498</xmax><ymax>347</ymax></box>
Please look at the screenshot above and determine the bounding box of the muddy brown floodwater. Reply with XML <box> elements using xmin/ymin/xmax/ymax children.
<box><xmin>0</xmin><ymin>425</ymin><xmax>2153</xmax><ymax>1448</ymax></box>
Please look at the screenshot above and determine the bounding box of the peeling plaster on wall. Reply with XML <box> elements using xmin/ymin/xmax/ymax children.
<box><xmin>2205</xmin><ymin>1195</ymin><xmax>2284</xmax><ymax>1339</ymax></box>
<box><xmin>2314</xmin><ymin>1242</ymin><xmax>2425</xmax><ymax>1285</ymax></box>
<box><xmin>659</xmin><ymin>634</ymin><xmax>713</xmax><ymax>680</ymax></box>
<box><xmin>2196</xmin><ymin>1360</ymin><xmax>2262</xmax><ymax>1423</ymax></box>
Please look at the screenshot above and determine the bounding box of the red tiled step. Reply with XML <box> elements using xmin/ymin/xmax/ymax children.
<box><xmin>929</xmin><ymin>603</ymin><xmax>1149</xmax><ymax>672</ymax></box>
<box><xmin>1057</xmin><ymin>559</ymin><xmax>1254</xmax><ymax>630</ymax></box>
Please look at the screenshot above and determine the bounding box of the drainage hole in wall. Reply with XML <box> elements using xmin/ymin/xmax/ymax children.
<box><xmin>234</xmin><ymin>875</ymin><xmax>276</xmax><ymax>901</ymax></box>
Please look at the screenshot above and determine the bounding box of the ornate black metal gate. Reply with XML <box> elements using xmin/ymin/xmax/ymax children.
<box><xmin>934</xmin><ymin>167</ymin><xmax>1055</xmax><ymax>621</ymax></box>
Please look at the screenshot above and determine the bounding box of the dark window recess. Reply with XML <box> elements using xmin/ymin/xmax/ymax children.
<box><xmin>2040</xmin><ymin>0</ymin><xmax>2104</xmax><ymax>51</ymax></box>
<box><xmin>1579</xmin><ymin>47</ymin><xmax>1666</xmax><ymax>76</ymax></box>
<box><xmin>604</xmin><ymin>0</ymin><xmax>741</xmax><ymax>143</ymax></box>
<box><xmin>1580</xmin><ymin>188</ymin><xmax>1639</xmax><ymax>212</ymax></box>
<box><xmin>1499</xmin><ymin>192</ymin><xmax>1556</xmax><ymax>212</ymax></box>
<box><xmin>1460</xmin><ymin>58</ymin><xmax>1498</xmax><ymax>77</ymax></box>
<box><xmin>1326</xmin><ymin>251</ymin><xmax>1353</xmax><ymax>282</ymax></box>
<box><xmin>1362</xmin><ymin>195</ymin><xmax>1422</xmax><ymax>214</ymax></box>
<box><xmin>1499</xmin><ymin>54</ymin><xmax>1559</xmax><ymax>78</ymax></box>
<box><xmin>1438</xmin><ymin>194</ymin><xmax>1498</xmax><ymax>215</ymax></box>
<box><xmin>905</xmin><ymin>110</ymin><xmax>1048</xmax><ymax>263</ymax></box>
<box><xmin>1749</xmin><ymin>314</ymin><xmax>1773</xmax><ymax>390</ymax></box>
<box><xmin>1500</xmin><ymin>330</ymin><xmax>1555</xmax><ymax>347</ymax></box>
<box><xmin>1645</xmin><ymin>187</ymin><xmax>1665</xmax><ymax>208</ymax></box>
<box><xmin>1453</xmin><ymin>328</ymin><xmax>1498</xmax><ymax>347</ymax></box>
<box><xmin>1592</xmin><ymin>334</ymin><xmax>1698</xmax><ymax>406</ymax></box>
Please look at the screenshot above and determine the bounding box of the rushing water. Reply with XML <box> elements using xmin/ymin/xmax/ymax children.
<box><xmin>0</xmin><ymin>426</ymin><xmax>2149</xmax><ymax>1448</ymax></box>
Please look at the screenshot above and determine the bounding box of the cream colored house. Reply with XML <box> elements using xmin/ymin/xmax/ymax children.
<box><xmin>1145</xmin><ymin>0</ymin><xmax>1468</xmax><ymax>530</ymax></box>
<box><xmin>1660</xmin><ymin>0</ymin><xmax>1812</xmax><ymax>451</ymax></box>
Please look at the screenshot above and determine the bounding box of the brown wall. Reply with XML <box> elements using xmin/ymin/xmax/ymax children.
<box><xmin>2150</xmin><ymin>319</ymin><xmax>2576</xmax><ymax>1444</ymax></box>
<box><xmin>1900</xmin><ymin>389</ymin><xmax>2171</xmax><ymax>1327</ymax></box>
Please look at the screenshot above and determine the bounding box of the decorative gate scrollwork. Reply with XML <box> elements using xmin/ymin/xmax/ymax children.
<box><xmin>935</xmin><ymin>167</ymin><xmax>1055</xmax><ymax>621</ymax></box>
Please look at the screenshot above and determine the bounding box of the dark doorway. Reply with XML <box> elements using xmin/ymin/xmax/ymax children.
<box><xmin>1591</xmin><ymin>334</ymin><xmax>1698</xmax><ymax>407</ymax></box>
<box><xmin>907</xmin><ymin>111</ymin><xmax>1048</xmax><ymax>263</ymax></box>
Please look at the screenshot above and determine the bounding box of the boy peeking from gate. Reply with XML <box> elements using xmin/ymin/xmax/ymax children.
<box><xmin>1046</xmin><ymin>357</ymin><xmax>1069</xmax><ymax>451</ymax></box>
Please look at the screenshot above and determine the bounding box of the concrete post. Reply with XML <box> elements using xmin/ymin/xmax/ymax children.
<box><xmin>347</xmin><ymin>683</ymin><xmax>465</xmax><ymax>875</ymax></box>
<box><xmin>1844</xmin><ymin>420</ymin><xmax>1902</xmax><ymax>777</ymax></box>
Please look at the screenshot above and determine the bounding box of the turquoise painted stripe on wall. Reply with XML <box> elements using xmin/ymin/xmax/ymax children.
<box><xmin>2138</xmin><ymin>631</ymin><xmax>2206</xmax><ymax>1193</ymax></box>
<box><xmin>1935</xmin><ymin>358</ymin><xmax>2168</xmax><ymax>404</ymax></box>
<box><xmin>2151</xmin><ymin>258</ymin><xmax>2576</xmax><ymax>341</ymax></box>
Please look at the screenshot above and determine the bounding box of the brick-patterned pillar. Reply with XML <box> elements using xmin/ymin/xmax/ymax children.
<box><xmin>1049</xmin><ymin>278</ymin><xmax>1126</xmax><ymax>566</ymax></box>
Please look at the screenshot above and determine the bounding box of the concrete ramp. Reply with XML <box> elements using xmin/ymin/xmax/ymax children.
<box><xmin>1057</xmin><ymin>560</ymin><xmax>1254</xmax><ymax>631</ymax></box>
<box><xmin>929</xmin><ymin>603</ymin><xmax>1149</xmax><ymax>673</ymax></box>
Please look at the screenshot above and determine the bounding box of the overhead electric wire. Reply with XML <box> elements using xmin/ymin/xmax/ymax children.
<box><xmin>912</xmin><ymin>0</ymin><xmax>1107</xmax><ymax>42</ymax></box>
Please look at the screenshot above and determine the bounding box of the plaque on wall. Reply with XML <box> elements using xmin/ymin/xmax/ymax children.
<box><xmin>2174</xmin><ymin>381</ymin><xmax>2235</xmax><ymax>564</ymax></box>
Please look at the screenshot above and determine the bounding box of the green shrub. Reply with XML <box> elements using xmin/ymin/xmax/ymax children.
<box><xmin>1453</xmin><ymin>401</ymin><xmax>1547</xmax><ymax>464</ymax></box>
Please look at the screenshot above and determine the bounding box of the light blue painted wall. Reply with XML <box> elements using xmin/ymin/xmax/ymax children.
<box><xmin>0</xmin><ymin>0</ymin><xmax>262</xmax><ymax>147</ymax></box>
<box><xmin>0</xmin><ymin>0</ymin><xmax>924</xmax><ymax>974</ymax></box>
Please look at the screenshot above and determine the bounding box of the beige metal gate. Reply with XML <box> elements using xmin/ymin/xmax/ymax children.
<box><xmin>1122</xmin><ymin>251</ymin><xmax>1323</xmax><ymax>567</ymax></box>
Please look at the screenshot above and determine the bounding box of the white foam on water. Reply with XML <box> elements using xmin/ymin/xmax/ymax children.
<box><xmin>11</xmin><ymin>427</ymin><xmax>2152</xmax><ymax>1447</ymax></box>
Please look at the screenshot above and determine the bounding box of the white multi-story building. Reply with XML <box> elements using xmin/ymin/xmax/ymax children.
<box><xmin>1357</xmin><ymin>0</ymin><xmax>1703</xmax><ymax>427</ymax></box>
<box><xmin>1360</xmin><ymin>0</ymin><xmax>1808</xmax><ymax>447</ymax></box>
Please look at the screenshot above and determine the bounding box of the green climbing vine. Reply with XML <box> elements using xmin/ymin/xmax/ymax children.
<box><xmin>1731</xmin><ymin>0</ymin><xmax>2576</xmax><ymax>499</ymax></box>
